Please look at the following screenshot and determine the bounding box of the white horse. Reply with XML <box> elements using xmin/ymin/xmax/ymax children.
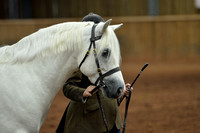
<box><xmin>0</xmin><ymin>19</ymin><xmax>125</xmax><ymax>133</ymax></box>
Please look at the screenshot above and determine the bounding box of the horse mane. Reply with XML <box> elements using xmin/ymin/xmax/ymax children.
<box><xmin>0</xmin><ymin>22</ymin><xmax>91</xmax><ymax>64</ymax></box>
<box><xmin>0</xmin><ymin>22</ymin><xmax>121</xmax><ymax>65</ymax></box>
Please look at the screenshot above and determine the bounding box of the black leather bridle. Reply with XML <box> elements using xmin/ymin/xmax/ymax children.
<box><xmin>78</xmin><ymin>24</ymin><xmax>121</xmax><ymax>133</ymax></box>
<box><xmin>79</xmin><ymin>24</ymin><xmax>121</xmax><ymax>89</ymax></box>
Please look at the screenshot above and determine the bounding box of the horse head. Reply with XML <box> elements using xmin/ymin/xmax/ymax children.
<box><xmin>78</xmin><ymin>20</ymin><xmax>125</xmax><ymax>98</ymax></box>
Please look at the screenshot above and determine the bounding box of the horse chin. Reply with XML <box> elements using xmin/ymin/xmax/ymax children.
<box><xmin>101</xmin><ymin>86</ymin><xmax>121</xmax><ymax>99</ymax></box>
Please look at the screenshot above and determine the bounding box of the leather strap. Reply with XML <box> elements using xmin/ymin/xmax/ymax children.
<box><xmin>94</xmin><ymin>67</ymin><xmax>120</xmax><ymax>86</ymax></box>
<box><xmin>79</xmin><ymin>24</ymin><xmax>102</xmax><ymax>69</ymax></box>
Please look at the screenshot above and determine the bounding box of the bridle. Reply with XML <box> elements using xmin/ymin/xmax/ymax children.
<box><xmin>78</xmin><ymin>24</ymin><xmax>121</xmax><ymax>133</ymax></box>
<box><xmin>78</xmin><ymin>24</ymin><xmax>121</xmax><ymax>88</ymax></box>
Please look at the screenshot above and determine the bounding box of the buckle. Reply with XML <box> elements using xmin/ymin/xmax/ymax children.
<box><xmin>86</xmin><ymin>51</ymin><xmax>90</xmax><ymax>55</ymax></box>
<box><xmin>97</xmin><ymin>68</ymin><xmax>102</xmax><ymax>74</ymax></box>
<box><xmin>93</xmin><ymin>49</ymin><xmax>97</xmax><ymax>54</ymax></box>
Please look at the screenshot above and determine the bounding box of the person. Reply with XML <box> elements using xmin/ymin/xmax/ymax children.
<box><xmin>56</xmin><ymin>13</ymin><xmax>132</xmax><ymax>133</ymax></box>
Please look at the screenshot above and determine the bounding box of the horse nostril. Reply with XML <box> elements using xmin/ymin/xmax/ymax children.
<box><xmin>117</xmin><ymin>87</ymin><xmax>123</xmax><ymax>96</ymax></box>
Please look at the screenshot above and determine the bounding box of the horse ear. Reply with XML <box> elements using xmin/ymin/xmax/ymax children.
<box><xmin>110</xmin><ymin>24</ymin><xmax>123</xmax><ymax>31</ymax></box>
<box><xmin>101</xmin><ymin>19</ymin><xmax>112</xmax><ymax>34</ymax></box>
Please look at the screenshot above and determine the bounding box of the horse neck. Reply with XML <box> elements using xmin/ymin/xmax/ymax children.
<box><xmin>21</xmin><ymin>24</ymin><xmax>82</xmax><ymax>98</ymax></box>
<box><xmin>17</xmin><ymin>24</ymin><xmax>83</xmax><ymax>108</ymax></box>
<box><xmin>30</xmin><ymin>51</ymin><xmax>78</xmax><ymax>102</ymax></box>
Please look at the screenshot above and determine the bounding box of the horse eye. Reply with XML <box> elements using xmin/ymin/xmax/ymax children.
<box><xmin>102</xmin><ymin>48</ymin><xmax>110</xmax><ymax>58</ymax></box>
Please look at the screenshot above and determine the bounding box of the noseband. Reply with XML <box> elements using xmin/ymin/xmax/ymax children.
<box><xmin>78</xmin><ymin>24</ymin><xmax>121</xmax><ymax>87</ymax></box>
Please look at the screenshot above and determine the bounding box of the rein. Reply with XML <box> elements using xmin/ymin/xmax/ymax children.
<box><xmin>79</xmin><ymin>24</ymin><xmax>121</xmax><ymax>133</ymax></box>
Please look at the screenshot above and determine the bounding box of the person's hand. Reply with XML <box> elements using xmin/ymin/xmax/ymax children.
<box><xmin>83</xmin><ymin>85</ymin><xmax>97</xmax><ymax>98</ymax></box>
<box><xmin>123</xmin><ymin>83</ymin><xmax>133</xmax><ymax>97</ymax></box>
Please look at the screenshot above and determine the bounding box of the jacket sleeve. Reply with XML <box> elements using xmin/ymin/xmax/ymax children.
<box><xmin>63</xmin><ymin>71</ymin><xmax>86</xmax><ymax>102</ymax></box>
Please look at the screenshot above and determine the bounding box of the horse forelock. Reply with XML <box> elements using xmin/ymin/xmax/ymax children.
<box><xmin>0</xmin><ymin>22</ymin><xmax>91</xmax><ymax>64</ymax></box>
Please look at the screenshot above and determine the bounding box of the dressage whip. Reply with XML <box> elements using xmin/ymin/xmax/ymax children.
<box><xmin>122</xmin><ymin>63</ymin><xmax>149</xmax><ymax>133</ymax></box>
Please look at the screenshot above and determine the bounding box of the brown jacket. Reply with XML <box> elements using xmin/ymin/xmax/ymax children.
<box><xmin>57</xmin><ymin>71</ymin><xmax>123</xmax><ymax>133</ymax></box>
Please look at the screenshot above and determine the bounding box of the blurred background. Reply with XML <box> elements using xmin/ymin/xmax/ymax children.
<box><xmin>0</xmin><ymin>0</ymin><xmax>200</xmax><ymax>133</ymax></box>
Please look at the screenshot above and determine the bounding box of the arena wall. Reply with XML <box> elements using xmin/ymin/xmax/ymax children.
<box><xmin>1</xmin><ymin>15</ymin><xmax>200</xmax><ymax>60</ymax></box>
